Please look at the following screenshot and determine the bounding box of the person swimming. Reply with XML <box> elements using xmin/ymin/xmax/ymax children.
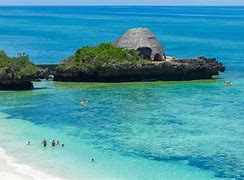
<box><xmin>91</xmin><ymin>158</ymin><xmax>95</xmax><ymax>163</ymax></box>
<box><xmin>27</xmin><ymin>141</ymin><xmax>31</xmax><ymax>145</ymax></box>
<box><xmin>80</xmin><ymin>99</ymin><xmax>89</xmax><ymax>106</ymax></box>
<box><xmin>57</xmin><ymin>141</ymin><xmax>60</xmax><ymax>145</ymax></box>
<box><xmin>41</xmin><ymin>139</ymin><xmax>47</xmax><ymax>147</ymax></box>
<box><xmin>224</xmin><ymin>81</ymin><xmax>232</xmax><ymax>86</ymax></box>
<box><xmin>52</xmin><ymin>140</ymin><xmax>56</xmax><ymax>147</ymax></box>
<box><xmin>61</xmin><ymin>144</ymin><xmax>64</xmax><ymax>147</ymax></box>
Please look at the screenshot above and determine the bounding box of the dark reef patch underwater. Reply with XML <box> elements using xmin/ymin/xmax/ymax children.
<box><xmin>1</xmin><ymin>80</ymin><xmax>244</xmax><ymax>179</ymax></box>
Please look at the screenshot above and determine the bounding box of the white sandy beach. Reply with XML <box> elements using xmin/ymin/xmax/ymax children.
<box><xmin>0</xmin><ymin>148</ymin><xmax>63</xmax><ymax>180</ymax></box>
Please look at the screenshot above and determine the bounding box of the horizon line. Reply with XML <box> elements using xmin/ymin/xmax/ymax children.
<box><xmin>0</xmin><ymin>4</ymin><xmax>244</xmax><ymax>7</ymax></box>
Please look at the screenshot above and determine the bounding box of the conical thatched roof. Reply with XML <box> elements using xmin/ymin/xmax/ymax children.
<box><xmin>114</xmin><ymin>28</ymin><xmax>166</xmax><ymax>61</ymax></box>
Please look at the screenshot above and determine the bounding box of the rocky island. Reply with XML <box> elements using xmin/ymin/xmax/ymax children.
<box><xmin>0</xmin><ymin>28</ymin><xmax>226</xmax><ymax>89</ymax></box>
<box><xmin>0</xmin><ymin>51</ymin><xmax>37</xmax><ymax>90</ymax></box>
<box><xmin>54</xmin><ymin>28</ymin><xmax>225</xmax><ymax>82</ymax></box>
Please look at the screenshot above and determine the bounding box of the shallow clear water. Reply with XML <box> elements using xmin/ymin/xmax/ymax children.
<box><xmin>0</xmin><ymin>80</ymin><xmax>243</xmax><ymax>179</ymax></box>
<box><xmin>0</xmin><ymin>6</ymin><xmax>244</xmax><ymax>180</ymax></box>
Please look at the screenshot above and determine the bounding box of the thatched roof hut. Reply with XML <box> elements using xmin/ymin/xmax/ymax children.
<box><xmin>114</xmin><ymin>28</ymin><xmax>166</xmax><ymax>61</ymax></box>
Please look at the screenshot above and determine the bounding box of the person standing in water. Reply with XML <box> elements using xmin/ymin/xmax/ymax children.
<box><xmin>57</xmin><ymin>141</ymin><xmax>60</xmax><ymax>145</ymax></box>
<box><xmin>41</xmin><ymin>139</ymin><xmax>47</xmax><ymax>147</ymax></box>
<box><xmin>52</xmin><ymin>140</ymin><xmax>56</xmax><ymax>147</ymax></box>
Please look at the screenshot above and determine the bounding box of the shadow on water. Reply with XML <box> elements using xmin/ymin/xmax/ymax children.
<box><xmin>33</xmin><ymin>87</ymin><xmax>50</xmax><ymax>90</ymax></box>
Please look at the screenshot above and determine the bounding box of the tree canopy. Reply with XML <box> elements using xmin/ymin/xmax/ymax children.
<box><xmin>58</xmin><ymin>43</ymin><xmax>141</xmax><ymax>69</ymax></box>
<box><xmin>0</xmin><ymin>51</ymin><xmax>37</xmax><ymax>80</ymax></box>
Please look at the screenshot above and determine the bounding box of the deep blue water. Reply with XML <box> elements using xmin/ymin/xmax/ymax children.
<box><xmin>0</xmin><ymin>6</ymin><xmax>244</xmax><ymax>67</ymax></box>
<box><xmin>0</xmin><ymin>6</ymin><xmax>244</xmax><ymax>179</ymax></box>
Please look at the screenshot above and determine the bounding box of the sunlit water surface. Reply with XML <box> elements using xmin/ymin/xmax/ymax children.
<box><xmin>0</xmin><ymin>6</ymin><xmax>244</xmax><ymax>179</ymax></box>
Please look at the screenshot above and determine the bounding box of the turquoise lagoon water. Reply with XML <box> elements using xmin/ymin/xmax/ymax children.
<box><xmin>0</xmin><ymin>6</ymin><xmax>244</xmax><ymax>179</ymax></box>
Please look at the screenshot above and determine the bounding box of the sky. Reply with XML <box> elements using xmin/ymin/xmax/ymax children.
<box><xmin>0</xmin><ymin>0</ymin><xmax>244</xmax><ymax>6</ymax></box>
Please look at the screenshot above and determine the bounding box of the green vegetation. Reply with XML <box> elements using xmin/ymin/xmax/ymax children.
<box><xmin>0</xmin><ymin>51</ymin><xmax>38</xmax><ymax>80</ymax></box>
<box><xmin>58</xmin><ymin>43</ymin><xmax>141</xmax><ymax>69</ymax></box>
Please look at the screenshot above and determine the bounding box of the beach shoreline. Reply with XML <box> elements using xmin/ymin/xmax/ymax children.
<box><xmin>0</xmin><ymin>148</ymin><xmax>63</xmax><ymax>180</ymax></box>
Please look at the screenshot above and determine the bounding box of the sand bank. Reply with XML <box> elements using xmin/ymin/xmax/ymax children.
<box><xmin>0</xmin><ymin>148</ymin><xmax>63</xmax><ymax>180</ymax></box>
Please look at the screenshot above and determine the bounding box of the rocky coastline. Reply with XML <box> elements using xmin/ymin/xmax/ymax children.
<box><xmin>0</xmin><ymin>27</ymin><xmax>226</xmax><ymax>90</ymax></box>
<box><xmin>0</xmin><ymin>51</ymin><xmax>37</xmax><ymax>91</ymax></box>
<box><xmin>0</xmin><ymin>56</ymin><xmax>225</xmax><ymax>90</ymax></box>
<box><xmin>0</xmin><ymin>80</ymin><xmax>33</xmax><ymax>90</ymax></box>
<box><xmin>53</xmin><ymin>57</ymin><xmax>225</xmax><ymax>82</ymax></box>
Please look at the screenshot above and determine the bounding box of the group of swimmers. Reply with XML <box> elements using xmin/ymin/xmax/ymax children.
<box><xmin>41</xmin><ymin>139</ymin><xmax>64</xmax><ymax>147</ymax></box>
<box><xmin>27</xmin><ymin>140</ymin><xmax>95</xmax><ymax>163</ymax></box>
<box><xmin>27</xmin><ymin>139</ymin><xmax>64</xmax><ymax>147</ymax></box>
